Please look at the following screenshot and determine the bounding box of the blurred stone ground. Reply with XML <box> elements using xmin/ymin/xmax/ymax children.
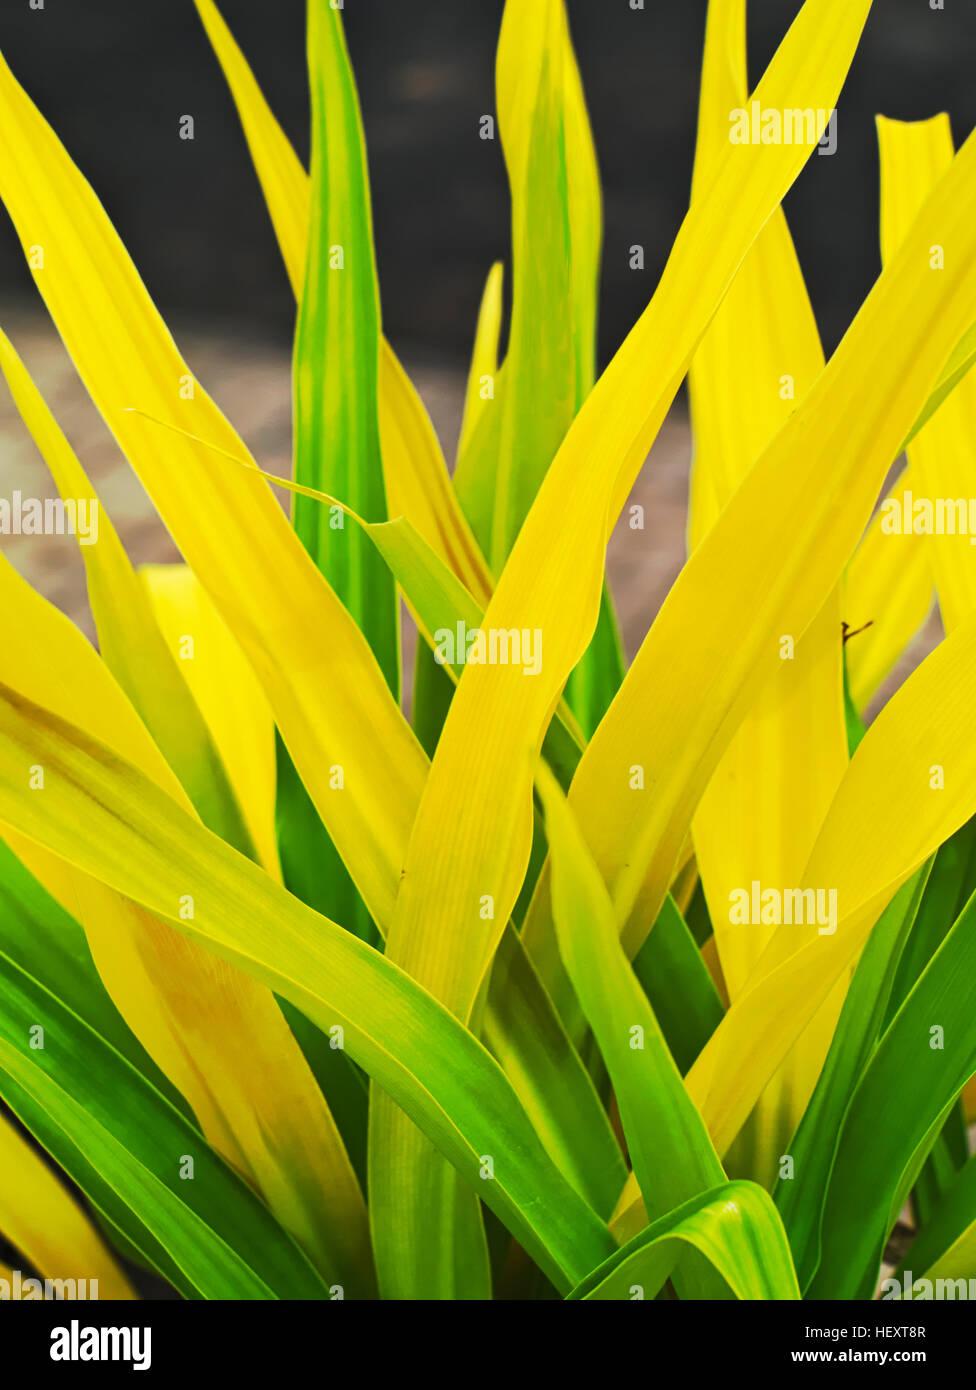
<box><xmin>0</xmin><ymin>312</ymin><xmax>692</xmax><ymax>669</ymax></box>
<box><xmin>0</xmin><ymin>312</ymin><xmax>941</xmax><ymax>704</ymax></box>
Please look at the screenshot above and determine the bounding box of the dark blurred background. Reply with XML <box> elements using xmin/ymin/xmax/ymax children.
<box><xmin>0</xmin><ymin>0</ymin><xmax>974</xmax><ymax>368</ymax></box>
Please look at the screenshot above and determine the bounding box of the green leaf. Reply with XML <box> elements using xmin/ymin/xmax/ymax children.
<box><xmin>911</xmin><ymin>1131</ymin><xmax>963</xmax><ymax>1230</ymax></box>
<box><xmin>490</xmin><ymin>0</ymin><xmax>625</xmax><ymax>737</ymax></box>
<box><xmin>0</xmin><ymin>682</ymin><xmax>616</xmax><ymax>1294</ymax></box>
<box><xmin>364</xmin><ymin>514</ymin><xmax>584</xmax><ymax>788</ymax></box>
<box><xmin>274</xmin><ymin>733</ymin><xmax>380</xmax><ymax>950</ymax></box>
<box><xmin>289</xmin><ymin>0</ymin><xmax>396</xmax><ymax>947</ymax></box>
<box><xmin>808</xmin><ymin>885</ymin><xmax>976</xmax><ymax>1298</ymax></box>
<box><xmin>275</xmin><ymin>994</ymin><xmax>370</xmax><ymax>1193</ymax></box>
<box><xmin>537</xmin><ymin>763</ymin><xmax>730</xmax><ymax>1299</ymax></box>
<box><xmin>881</xmin><ymin>818</ymin><xmax>976</xmax><ymax>1225</ymax></box>
<box><xmin>293</xmin><ymin>1</ymin><xmax>396</xmax><ymax>676</ymax></box>
<box><xmin>632</xmin><ymin>894</ymin><xmax>724</xmax><ymax>1076</ymax></box>
<box><xmin>886</xmin><ymin>816</ymin><xmax>976</xmax><ymax>1027</ymax></box>
<box><xmin>775</xmin><ymin>868</ymin><xmax>929</xmax><ymax>1289</ymax></box>
<box><xmin>0</xmin><ymin>836</ymin><xmax>183</xmax><ymax>1112</ymax></box>
<box><xmin>483</xmin><ymin>925</ymin><xmax>627</xmax><ymax>1218</ymax></box>
<box><xmin>0</xmin><ymin>328</ymin><xmax>256</xmax><ymax>861</ymax></box>
<box><xmin>0</xmin><ymin>949</ymin><xmax>331</xmax><ymax>1299</ymax></box>
<box><xmin>453</xmin><ymin>364</ymin><xmax>505</xmax><ymax>558</ymax></box>
<box><xmin>411</xmin><ymin>643</ymin><xmax>455</xmax><ymax>759</ymax></box>
<box><xmin>842</xmin><ymin>641</ymin><xmax>868</xmax><ymax>755</ymax></box>
<box><xmin>896</xmin><ymin>1153</ymin><xmax>976</xmax><ymax>1282</ymax></box>
<box><xmin>567</xmin><ymin>1182</ymin><xmax>800</xmax><ymax>1301</ymax></box>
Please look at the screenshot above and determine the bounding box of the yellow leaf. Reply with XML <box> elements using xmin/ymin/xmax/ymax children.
<box><xmin>879</xmin><ymin>114</ymin><xmax>976</xmax><ymax>634</ymax></box>
<box><xmin>843</xmin><ymin>467</ymin><xmax>934</xmax><ymax>710</ymax></box>
<box><xmin>378</xmin><ymin>341</ymin><xmax>495</xmax><ymax>609</ymax></box>
<box><xmin>0</xmin><ymin>558</ymin><xmax>373</xmax><ymax>1293</ymax></box>
<box><xmin>528</xmin><ymin>115</ymin><xmax>976</xmax><ymax>1036</ymax></box>
<box><xmin>690</xmin><ymin>607</ymin><xmax>976</xmax><ymax>1157</ymax></box>
<box><xmin>370</xmin><ymin>0</ymin><xmax>874</xmax><ymax>1292</ymax></box>
<box><xmin>684</xmin><ymin>0</ymin><xmax>849</xmax><ymax>1183</ymax></box>
<box><xmin>0</xmin><ymin>1110</ymin><xmax>133</xmax><ymax>1298</ymax></box>
<box><xmin>687</xmin><ymin>0</ymin><xmax>847</xmax><ymax>1007</ymax></box>
<box><xmin>0</xmin><ymin>680</ymin><xmax>617</xmax><ymax>1295</ymax></box>
<box><xmin>395</xmin><ymin>0</ymin><xmax>874</xmax><ymax>1023</ymax></box>
<box><xmin>140</xmin><ymin>563</ymin><xmax>280</xmax><ymax>878</ymax></box>
<box><xmin>195</xmin><ymin>0</ymin><xmax>494</xmax><ymax>613</ymax></box>
<box><xmin>615</xmin><ymin>607</ymin><xmax>976</xmax><ymax>1231</ymax></box>
<box><xmin>0</xmin><ymin>41</ymin><xmax>426</xmax><ymax>932</ymax></box>
<box><xmin>0</xmin><ymin>326</ymin><xmax>255</xmax><ymax>859</ymax></box>
<box><xmin>457</xmin><ymin>262</ymin><xmax>504</xmax><ymax>464</ymax></box>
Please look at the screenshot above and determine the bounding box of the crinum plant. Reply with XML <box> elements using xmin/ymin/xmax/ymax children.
<box><xmin>0</xmin><ymin>0</ymin><xmax>976</xmax><ymax>1304</ymax></box>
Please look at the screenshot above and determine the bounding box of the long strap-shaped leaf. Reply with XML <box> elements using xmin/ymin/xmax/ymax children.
<box><xmin>0</xmin><ymin>558</ymin><xmax>373</xmax><ymax>1295</ymax></box>
<box><xmin>0</xmin><ymin>682</ymin><xmax>615</xmax><ymax>1295</ymax></box>
<box><xmin>371</xmin><ymin>0</ymin><xmax>872</xmax><ymax>1294</ymax></box>
<box><xmin>0</xmin><ymin>834</ymin><xmax>183</xmax><ymax>1109</ymax></box>
<box><xmin>400</xmin><ymin>0</ymin><xmax>872</xmax><ymax>1034</ymax></box>
<box><xmin>184</xmin><ymin>12</ymin><xmax>629</xmax><ymax>1229</ymax></box>
<box><xmin>568</xmin><ymin>1183</ymin><xmax>799</xmax><ymax>1301</ymax></box>
<box><xmin>685</xmin><ymin>0</ymin><xmax>849</xmax><ymax>1186</ymax></box>
<box><xmin>893</xmin><ymin>1155</ymin><xmax>976</xmax><ymax>1291</ymax></box>
<box><xmin>491</xmin><ymin>0</ymin><xmax>624</xmax><ymax>737</ymax></box>
<box><xmin>491</xmin><ymin>0</ymin><xmax>595</xmax><ymax>563</ymax></box>
<box><xmin>193</xmin><ymin>0</ymin><xmax>495</xmax><ymax>613</ymax></box>
<box><xmin>538</xmin><ymin>765</ymin><xmax>728</xmax><ymax>1299</ymax></box>
<box><xmin>843</xmin><ymin>468</ymin><xmax>933</xmax><ymax>711</ymax></box>
<box><xmin>615</xmin><ymin>613</ymin><xmax>976</xmax><ymax>1233</ymax></box>
<box><xmin>526</xmin><ymin>106</ymin><xmax>976</xmax><ymax>1022</ymax></box>
<box><xmin>773</xmin><ymin>869</ymin><xmax>929</xmax><ymax>1288</ymax></box>
<box><xmin>293</xmin><ymin>0</ymin><xmax>397</xmax><ymax>695</ymax></box>
<box><xmin>0</xmin><ymin>956</ymin><xmax>331</xmax><ymax>1300</ymax></box>
<box><xmin>0</xmin><ymin>328</ymin><xmax>255</xmax><ymax>861</ymax></box>
<box><xmin>127</xmin><ymin>413</ymin><xmax>621</xmax><ymax>1221</ymax></box>
<box><xmin>140</xmin><ymin>564</ymin><xmax>280</xmax><ymax>877</ymax></box>
<box><xmin>0</xmin><ymin>1109</ymin><xmax>133</xmax><ymax>1299</ymax></box>
<box><xmin>808</xmin><ymin>887</ymin><xmax>976</xmax><ymax>1298</ymax></box>
<box><xmin>457</xmin><ymin>262</ymin><xmax>504</xmax><ymax>466</ymax></box>
<box><xmin>285</xmin><ymin>2</ymin><xmax>393</xmax><ymax>963</ymax></box>
<box><xmin>687</xmin><ymin>0</ymin><xmax>846</xmax><ymax>993</ymax></box>
<box><xmin>0</xmin><ymin>40</ymin><xmax>427</xmax><ymax>934</ymax></box>
<box><xmin>879</xmin><ymin>115</ymin><xmax>976</xmax><ymax>635</ymax></box>
<box><xmin>686</xmin><ymin>608</ymin><xmax>976</xmax><ymax>1166</ymax></box>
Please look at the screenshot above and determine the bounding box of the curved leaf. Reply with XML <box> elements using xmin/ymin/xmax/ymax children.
<box><xmin>808</xmin><ymin>888</ymin><xmax>976</xmax><ymax>1297</ymax></box>
<box><xmin>569</xmin><ymin>1183</ymin><xmax>799</xmax><ymax>1301</ymax></box>
<box><xmin>538</xmin><ymin>764</ymin><xmax>728</xmax><ymax>1298</ymax></box>
<box><xmin>0</xmin><ymin>1108</ymin><xmax>133</xmax><ymax>1299</ymax></box>
<box><xmin>0</xmin><ymin>954</ymin><xmax>330</xmax><ymax>1300</ymax></box>
<box><xmin>0</xmin><ymin>681</ymin><xmax>616</xmax><ymax>1295</ymax></box>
